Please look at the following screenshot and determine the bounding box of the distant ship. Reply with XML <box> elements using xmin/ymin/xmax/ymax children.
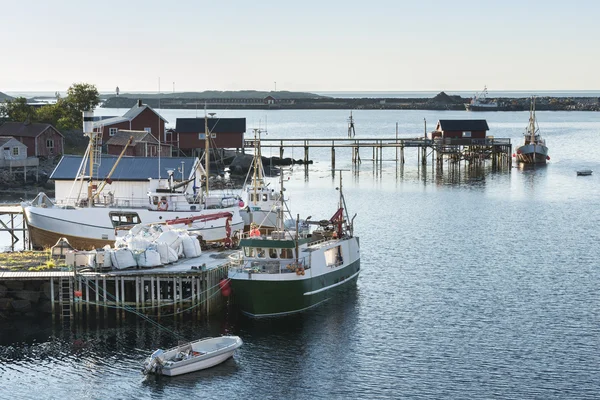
<box><xmin>465</xmin><ymin>86</ymin><xmax>499</xmax><ymax>111</ymax></box>
<box><xmin>515</xmin><ymin>97</ymin><xmax>549</xmax><ymax>164</ymax></box>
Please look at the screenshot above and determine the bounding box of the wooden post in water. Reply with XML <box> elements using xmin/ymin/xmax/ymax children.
<box><xmin>280</xmin><ymin>141</ymin><xmax>284</xmax><ymax>160</ymax></box>
<box><xmin>50</xmin><ymin>277</ymin><xmax>55</xmax><ymax>318</ymax></box>
<box><xmin>121</xmin><ymin>277</ymin><xmax>126</xmax><ymax>319</ymax></box>
<box><xmin>156</xmin><ymin>276</ymin><xmax>161</xmax><ymax>319</ymax></box>
<box><xmin>304</xmin><ymin>142</ymin><xmax>309</xmax><ymax>164</ymax></box>
<box><xmin>95</xmin><ymin>277</ymin><xmax>100</xmax><ymax>315</ymax></box>
<box><xmin>331</xmin><ymin>143</ymin><xmax>335</xmax><ymax>170</ymax></box>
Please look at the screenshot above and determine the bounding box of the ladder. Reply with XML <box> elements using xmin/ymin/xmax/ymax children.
<box><xmin>90</xmin><ymin>127</ymin><xmax>103</xmax><ymax>179</ymax></box>
<box><xmin>58</xmin><ymin>278</ymin><xmax>73</xmax><ymax>321</ymax></box>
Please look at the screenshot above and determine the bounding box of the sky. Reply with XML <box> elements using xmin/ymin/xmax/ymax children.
<box><xmin>1</xmin><ymin>0</ymin><xmax>598</xmax><ymax>93</ymax></box>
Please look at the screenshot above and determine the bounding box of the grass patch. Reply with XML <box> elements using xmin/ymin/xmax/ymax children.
<box><xmin>0</xmin><ymin>250</ymin><xmax>60</xmax><ymax>271</ymax></box>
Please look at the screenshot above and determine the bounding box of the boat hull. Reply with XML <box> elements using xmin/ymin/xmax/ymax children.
<box><xmin>23</xmin><ymin>203</ymin><xmax>244</xmax><ymax>250</ymax></box>
<box><xmin>162</xmin><ymin>350</ymin><xmax>236</xmax><ymax>376</ymax></box>
<box><xmin>230</xmin><ymin>258</ymin><xmax>360</xmax><ymax>317</ymax></box>
<box><xmin>516</xmin><ymin>143</ymin><xmax>548</xmax><ymax>164</ymax></box>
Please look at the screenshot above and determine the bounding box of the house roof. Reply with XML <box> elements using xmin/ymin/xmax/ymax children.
<box><xmin>50</xmin><ymin>155</ymin><xmax>196</xmax><ymax>181</ymax></box>
<box><xmin>105</xmin><ymin>130</ymin><xmax>159</xmax><ymax>146</ymax></box>
<box><xmin>93</xmin><ymin>102</ymin><xmax>168</xmax><ymax>128</ymax></box>
<box><xmin>175</xmin><ymin>118</ymin><xmax>246</xmax><ymax>134</ymax></box>
<box><xmin>437</xmin><ymin>119</ymin><xmax>489</xmax><ymax>131</ymax></box>
<box><xmin>0</xmin><ymin>136</ymin><xmax>25</xmax><ymax>147</ymax></box>
<box><xmin>0</xmin><ymin>122</ymin><xmax>64</xmax><ymax>138</ymax></box>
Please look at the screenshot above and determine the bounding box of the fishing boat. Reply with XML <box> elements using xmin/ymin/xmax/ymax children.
<box><xmin>239</xmin><ymin>128</ymin><xmax>280</xmax><ymax>231</ymax></box>
<box><xmin>228</xmin><ymin>171</ymin><xmax>360</xmax><ymax>317</ymax></box>
<box><xmin>142</xmin><ymin>336</ymin><xmax>243</xmax><ymax>376</ymax></box>
<box><xmin>515</xmin><ymin>97</ymin><xmax>549</xmax><ymax>164</ymax></box>
<box><xmin>22</xmin><ymin>111</ymin><xmax>244</xmax><ymax>250</ymax></box>
<box><xmin>465</xmin><ymin>86</ymin><xmax>498</xmax><ymax>111</ymax></box>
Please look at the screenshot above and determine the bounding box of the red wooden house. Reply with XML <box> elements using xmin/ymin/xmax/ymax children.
<box><xmin>0</xmin><ymin>122</ymin><xmax>64</xmax><ymax>157</ymax></box>
<box><xmin>172</xmin><ymin>117</ymin><xmax>246</xmax><ymax>157</ymax></box>
<box><xmin>432</xmin><ymin>120</ymin><xmax>489</xmax><ymax>140</ymax></box>
<box><xmin>93</xmin><ymin>100</ymin><xmax>167</xmax><ymax>144</ymax></box>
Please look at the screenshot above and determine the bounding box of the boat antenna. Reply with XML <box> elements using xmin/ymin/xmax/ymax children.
<box><xmin>204</xmin><ymin>102</ymin><xmax>209</xmax><ymax>199</ymax></box>
<box><xmin>158</xmin><ymin>77</ymin><xmax>161</xmax><ymax>180</ymax></box>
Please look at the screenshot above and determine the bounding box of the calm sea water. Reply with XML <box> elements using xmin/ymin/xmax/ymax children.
<box><xmin>1</xmin><ymin>109</ymin><xmax>600</xmax><ymax>399</ymax></box>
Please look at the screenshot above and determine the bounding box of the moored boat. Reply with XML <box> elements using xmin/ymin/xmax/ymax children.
<box><xmin>228</xmin><ymin>172</ymin><xmax>360</xmax><ymax>317</ymax></box>
<box><xmin>465</xmin><ymin>86</ymin><xmax>499</xmax><ymax>111</ymax></box>
<box><xmin>576</xmin><ymin>169</ymin><xmax>593</xmax><ymax>176</ymax></box>
<box><xmin>142</xmin><ymin>336</ymin><xmax>243</xmax><ymax>376</ymax></box>
<box><xmin>22</xmin><ymin>111</ymin><xmax>244</xmax><ymax>250</ymax></box>
<box><xmin>516</xmin><ymin>96</ymin><xmax>549</xmax><ymax>164</ymax></box>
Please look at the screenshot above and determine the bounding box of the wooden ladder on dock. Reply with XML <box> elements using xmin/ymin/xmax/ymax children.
<box><xmin>58</xmin><ymin>278</ymin><xmax>73</xmax><ymax>321</ymax></box>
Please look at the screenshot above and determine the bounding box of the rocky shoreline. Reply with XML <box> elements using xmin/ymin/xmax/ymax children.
<box><xmin>102</xmin><ymin>92</ymin><xmax>600</xmax><ymax>111</ymax></box>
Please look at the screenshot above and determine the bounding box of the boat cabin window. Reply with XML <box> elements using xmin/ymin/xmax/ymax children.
<box><xmin>262</xmin><ymin>194</ymin><xmax>268</xmax><ymax>201</ymax></box>
<box><xmin>280</xmin><ymin>248</ymin><xmax>294</xmax><ymax>259</ymax></box>
<box><xmin>269</xmin><ymin>248</ymin><xmax>278</xmax><ymax>259</ymax></box>
<box><xmin>151</xmin><ymin>196</ymin><xmax>159</xmax><ymax>205</ymax></box>
<box><xmin>109</xmin><ymin>212</ymin><xmax>141</xmax><ymax>227</ymax></box>
<box><xmin>256</xmin><ymin>248</ymin><xmax>266</xmax><ymax>258</ymax></box>
<box><xmin>244</xmin><ymin>247</ymin><xmax>255</xmax><ymax>257</ymax></box>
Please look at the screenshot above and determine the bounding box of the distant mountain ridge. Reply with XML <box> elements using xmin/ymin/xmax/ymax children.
<box><xmin>0</xmin><ymin>92</ymin><xmax>14</xmax><ymax>101</ymax></box>
<box><xmin>103</xmin><ymin>90</ymin><xmax>328</xmax><ymax>100</ymax></box>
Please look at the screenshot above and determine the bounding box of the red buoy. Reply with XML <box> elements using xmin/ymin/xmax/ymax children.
<box><xmin>546</xmin><ymin>155</ymin><xmax>550</xmax><ymax>160</ymax></box>
<box><xmin>512</xmin><ymin>153</ymin><xmax>516</xmax><ymax>157</ymax></box>
<box><xmin>516</xmin><ymin>150</ymin><xmax>522</xmax><ymax>155</ymax></box>
<box><xmin>238</xmin><ymin>200</ymin><xmax>245</xmax><ymax>207</ymax></box>
<box><xmin>74</xmin><ymin>290</ymin><xmax>82</xmax><ymax>298</ymax></box>
<box><xmin>219</xmin><ymin>278</ymin><xmax>231</xmax><ymax>297</ymax></box>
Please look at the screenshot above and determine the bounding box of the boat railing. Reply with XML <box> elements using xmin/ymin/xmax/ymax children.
<box><xmin>55</xmin><ymin>196</ymin><xmax>150</xmax><ymax>208</ymax></box>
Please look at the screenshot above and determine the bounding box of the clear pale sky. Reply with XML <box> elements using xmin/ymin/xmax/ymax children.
<box><xmin>1</xmin><ymin>0</ymin><xmax>598</xmax><ymax>92</ymax></box>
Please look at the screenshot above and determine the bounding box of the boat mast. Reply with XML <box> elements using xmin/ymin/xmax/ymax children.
<box><xmin>529</xmin><ymin>96</ymin><xmax>537</xmax><ymax>144</ymax></box>
<box><xmin>83</xmin><ymin>110</ymin><xmax>95</xmax><ymax>207</ymax></box>
<box><xmin>252</xmin><ymin>128</ymin><xmax>262</xmax><ymax>205</ymax></box>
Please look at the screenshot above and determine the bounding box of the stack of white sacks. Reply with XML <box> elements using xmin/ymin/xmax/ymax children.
<box><xmin>105</xmin><ymin>224</ymin><xmax>202</xmax><ymax>270</ymax></box>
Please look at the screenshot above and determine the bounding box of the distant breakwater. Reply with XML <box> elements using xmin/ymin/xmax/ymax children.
<box><xmin>102</xmin><ymin>95</ymin><xmax>600</xmax><ymax>111</ymax></box>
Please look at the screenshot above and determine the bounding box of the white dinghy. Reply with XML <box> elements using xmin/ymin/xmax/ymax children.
<box><xmin>142</xmin><ymin>336</ymin><xmax>243</xmax><ymax>376</ymax></box>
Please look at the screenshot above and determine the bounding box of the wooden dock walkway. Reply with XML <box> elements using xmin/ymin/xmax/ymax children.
<box><xmin>244</xmin><ymin>137</ymin><xmax>512</xmax><ymax>169</ymax></box>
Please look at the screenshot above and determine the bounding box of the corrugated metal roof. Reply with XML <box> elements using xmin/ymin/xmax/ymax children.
<box><xmin>105</xmin><ymin>130</ymin><xmax>158</xmax><ymax>146</ymax></box>
<box><xmin>438</xmin><ymin>119</ymin><xmax>489</xmax><ymax>131</ymax></box>
<box><xmin>176</xmin><ymin>118</ymin><xmax>246</xmax><ymax>134</ymax></box>
<box><xmin>50</xmin><ymin>155</ymin><xmax>197</xmax><ymax>181</ymax></box>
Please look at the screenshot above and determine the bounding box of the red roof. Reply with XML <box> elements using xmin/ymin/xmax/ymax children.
<box><xmin>0</xmin><ymin>122</ymin><xmax>63</xmax><ymax>138</ymax></box>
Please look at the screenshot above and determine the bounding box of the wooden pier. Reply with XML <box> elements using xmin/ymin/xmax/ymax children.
<box><xmin>0</xmin><ymin>254</ymin><xmax>235</xmax><ymax>323</ymax></box>
<box><xmin>244</xmin><ymin>137</ymin><xmax>512</xmax><ymax>169</ymax></box>
<box><xmin>0</xmin><ymin>204</ymin><xmax>28</xmax><ymax>251</ymax></box>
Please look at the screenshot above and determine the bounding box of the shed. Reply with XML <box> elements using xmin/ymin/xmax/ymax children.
<box><xmin>174</xmin><ymin>117</ymin><xmax>246</xmax><ymax>155</ymax></box>
<box><xmin>434</xmin><ymin>120</ymin><xmax>489</xmax><ymax>139</ymax></box>
<box><xmin>105</xmin><ymin>130</ymin><xmax>172</xmax><ymax>157</ymax></box>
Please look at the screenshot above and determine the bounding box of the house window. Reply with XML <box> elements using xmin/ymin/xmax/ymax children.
<box><xmin>144</xmin><ymin>127</ymin><xmax>151</xmax><ymax>133</ymax></box>
<box><xmin>12</xmin><ymin>147</ymin><xmax>19</xmax><ymax>156</ymax></box>
<box><xmin>463</xmin><ymin>131</ymin><xmax>472</xmax><ymax>138</ymax></box>
<box><xmin>109</xmin><ymin>128</ymin><xmax>118</xmax><ymax>136</ymax></box>
<box><xmin>46</xmin><ymin>139</ymin><xmax>54</xmax><ymax>149</ymax></box>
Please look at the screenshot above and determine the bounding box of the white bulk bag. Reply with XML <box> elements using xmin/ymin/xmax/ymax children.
<box><xmin>181</xmin><ymin>235</ymin><xmax>198</xmax><ymax>258</ymax></box>
<box><xmin>167</xmin><ymin>246</ymin><xmax>179</xmax><ymax>263</ymax></box>
<box><xmin>157</xmin><ymin>230</ymin><xmax>182</xmax><ymax>250</ymax></box>
<box><xmin>127</xmin><ymin>237</ymin><xmax>151</xmax><ymax>252</ymax></box>
<box><xmin>110</xmin><ymin>248</ymin><xmax>137</xmax><ymax>270</ymax></box>
<box><xmin>156</xmin><ymin>242</ymin><xmax>170</xmax><ymax>264</ymax></box>
<box><xmin>137</xmin><ymin>249</ymin><xmax>162</xmax><ymax>268</ymax></box>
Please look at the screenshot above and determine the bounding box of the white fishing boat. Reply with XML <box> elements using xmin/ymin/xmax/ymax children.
<box><xmin>239</xmin><ymin>128</ymin><xmax>280</xmax><ymax>231</ymax></box>
<box><xmin>516</xmin><ymin>96</ymin><xmax>549</xmax><ymax>164</ymax></box>
<box><xmin>142</xmin><ymin>336</ymin><xmax>243</xmax><ymax>376</ymax></box>
<box><xmin>576</xmin><ymin>169</ymin><xmax>593</xmax><ymax>176</ymax></box>
<box><xmin>465</xmin><ymin>86</ymin><xmax>499</xmax><ymax>111</ymax></box>
<box><xmin>22</xmin><ymin>111</ymin><xmax>244</xmax><ymax>250</ymax></box>
<box><xmin>228</xmin><ymin>171</ymin><xmax>360</xmax><ymax>317</ymax></box>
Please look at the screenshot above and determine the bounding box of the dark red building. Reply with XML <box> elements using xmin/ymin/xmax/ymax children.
<box><xmin>105</xmin><ymin>130</ymin><xmax>172</xmax><ymax>157</ymax></box>
<box><xmin>173</xmin><ymin>117</ymin><xmax>246</xmax><ymax>157</ymax></box>
<box><xmin>93</xmin><ymin>100</ymin><xmax>167</xmax><ymax>144</ymax></box>
<box><xmin>433</xmin><ymin>120</ymin><xmax>489</xmax><ymax>140</ymax></box>
<box><xmin>0</xmin><ymin>122</ymin><xmax>64</xmax><ymax>157</ymax></box>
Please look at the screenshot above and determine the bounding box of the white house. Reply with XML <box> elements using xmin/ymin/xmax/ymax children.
<box><xmin>50</xmin><ymin>155</ymin><xmax>203</xmax><ymax>207</ymax></box>
<box><xmin>0</xmin><ymin>136</ymin><xmax>27</xmax><ymax>163</ymax></box>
